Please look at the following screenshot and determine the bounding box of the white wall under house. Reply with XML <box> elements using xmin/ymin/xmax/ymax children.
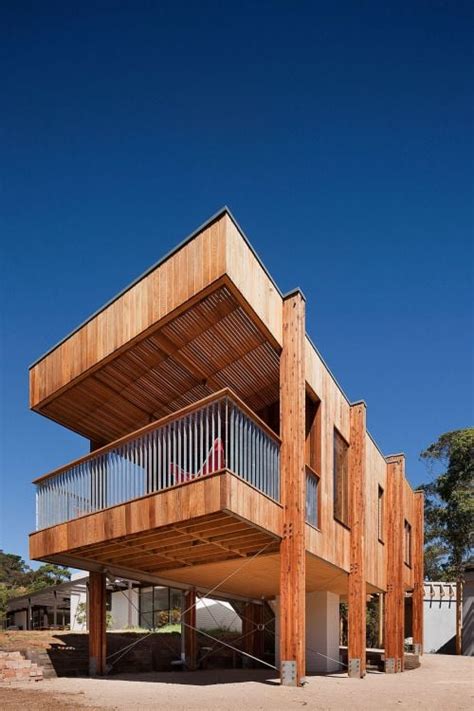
<box><xmin>306</xmin><ymin>591</ymin><xmax>340</xmax><ymax>673</ymax></box>
<box><xmin>274</xmin><ymin>593</ymin><xmax>341</xmax><ymax>675</ymax></box>
<box><xmin>424</xmin><ymin>582</ymin><xmax>457</xmax><ymax>654</ymax></box>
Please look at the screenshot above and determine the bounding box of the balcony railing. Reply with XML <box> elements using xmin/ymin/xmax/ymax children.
<box><xmin>34</xmin><ymin>389</ymin><xmax>281</xmax><ymax>530</ymax></box>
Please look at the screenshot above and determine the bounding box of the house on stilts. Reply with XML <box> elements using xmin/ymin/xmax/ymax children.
<box><xmin>28</xmin><ymin>208</ymin><xmax>424</xmax><ymax>685</ymax></box>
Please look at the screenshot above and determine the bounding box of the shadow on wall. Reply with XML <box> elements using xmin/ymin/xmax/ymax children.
<box><xmin>20</xmin><ymin>631</ymin><xmax>275</xmax><ymax>678</ymax></box>
<box><xmin>435</xmin><ymin>635</ymin><xmax>456</xmax><ymax>655</ymax></box>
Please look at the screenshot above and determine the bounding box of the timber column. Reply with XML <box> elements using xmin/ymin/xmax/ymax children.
<box><xmin>183</xmin><ymin>588</ymin><xmax>197</xmax><ymax>670</ymax></box>
<box><xmin>412</xmin><ymin>491</ymin><xmax>424</xmax><ymax>655</ymax></box>
<box><xmin>243</xmin><ymin>602</ymin><xmax>265</xmax><ymax>663</ymax></box>
<box><xmin>348</xmin><ymin>401</ymin><xmax>367</xmax><ymax>677</ymax></box>
<box><xmin>88</xmin><ymin>571</ymin><xmax>107</xmax><ymax>676</ymax></box>
<box><xmin>279</xmin><ymin>289</ymin><xmax>306</xmax><ymax>686</ymax></box>
<box><xmin>384</xmin><ymin>455</ymin><xmax>405</xmax><ymax>673</ymax></box>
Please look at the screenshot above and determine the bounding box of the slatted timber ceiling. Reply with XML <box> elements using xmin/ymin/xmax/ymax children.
<box><xmin>39</xmin><ymin>285</ymin><xmax>280</xmax><ymax>443</ymax></box>
<box><xmin>64</xmin><ymin>512</ymin><xmax>280</xmax><ymax>575</ymax></box>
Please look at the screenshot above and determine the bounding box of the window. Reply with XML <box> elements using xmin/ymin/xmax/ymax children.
<box><xmin>305</xmin><ymin>391</ymin><xmax>321</xmax><ymax>473</ymax></box>
<box><xmin>305</xmin><ymin>390</ymin><xmax>321</xmax><ymax>529</ymax></box>
<box><xmin>305</xmin><ymin>467</ymin><xmax>320</xmax><ymax>528</ymax></box>
<box><xmin>378</xmin><ymin>485</ymin><xmax>385</xmax><ymax>542</ymax></box>
<box><xmin>139</xmin><ymin>586</ymin><xmax>183</xmax><ymax>629</ymax></box>
<box><xmin>333</xmin><ymin>428</ymin><xmax>349</xmax><ymax>526</ymax></box>
<box><xmin>404</xmin><ymin>520</ymin><xmax>412</xmax><ymax>567</ymax></box>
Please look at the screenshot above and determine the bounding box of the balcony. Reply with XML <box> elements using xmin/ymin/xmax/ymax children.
<box><xmin>35</xmin><ymin>389</ymin><xmax>280</xmax><ymax>531</ymax></box>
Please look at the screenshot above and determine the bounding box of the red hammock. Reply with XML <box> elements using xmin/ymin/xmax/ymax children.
<box><xmin>170</xmin><ymin>437</ymin><xmax>225</xmax><ymax>484</ymax></box>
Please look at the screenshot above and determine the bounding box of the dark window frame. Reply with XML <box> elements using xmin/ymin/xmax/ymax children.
<box><xmin>404</xmin><ymin>519</ymin><xmax>412</xmax><ymax>567</ymax></box>
<box><xmin>305</xmin><ymin>465</ymin><xmax>320</xmax><ymax>529</ymax></box>
<box><xmin>333</xmin><ymin>427</ymin><xmax>350</xmax><ymax>528</ymax></box>
<box><xmin>378</xmin><ymin>485</ymin><xmax>385</xmax><ymax>543</ymax></box>
<box><xmin>138</xmin><ymin>585</ymin><xmax>183</xmax><ymax>630</ymax></box>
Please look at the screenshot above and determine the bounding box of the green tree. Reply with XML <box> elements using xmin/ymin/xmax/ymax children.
<box><xmin>0</xmin><ymin>584</ymin><xmax>10</xmax><ymax>628</ymax></box>
<box><xmin>420</xmin><ymin>427</ymin><xmax>474</xmax><ymax>652</ymax></box>
<box><xmin>0</xmin><ymin>551</ymin><xmax>33</xmax><ymax>590</ymax></box>
<box><xmin>420</xmin><ymin>428</ymin><xmax>474</xmax><ymax>579</ymax></box>
<box><xmin>0</xmin><ymin>552</ymin><xmax>33</xmax><ymax>628</ymax></box>
<box><xmin>0</xmin><ymin>550</ymin><xmax>71</xmax><ymax>628</ymax></box>
<box><xmin>29</xmin><ymin>563</ymin><xmax>71</xmax><ymax>592</ymax></box>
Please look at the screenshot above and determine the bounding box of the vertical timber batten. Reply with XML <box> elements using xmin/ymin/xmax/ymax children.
<box><xmin>412</xmin><ymin>491</ymin><xmax>424</xmax><ymax>655</ymax></box>
<box><xmin>279</xmin><ymin>291</ymin><xmax>306</xmax><ymax>686</ymax></box>
<box><xmin>88</xmin><ymin>571</ymin><xmax>106</xmax><ymax>676</ymax></box>
<box><xmin>384</xmin><ymin>455</ymin><xmax>404</xmax><ymax>672</ymax></box>
<box><xmin>348</xmin><ymin>402</ymin><xmax>367</xmax><ymax>678</ymax></box>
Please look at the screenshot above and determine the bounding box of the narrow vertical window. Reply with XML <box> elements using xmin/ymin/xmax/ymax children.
<box><xmin>333</xmin><ymin>428</ymin><xmax>349</xmax><ymax>527</ymax></box>
<box><xmin>305</xmin><ymin>468</ymin><xmax>320</xmax><ymax>528</ymax></box>
<box><xmin>305</xmin><ymin>391</ymin><xmax>321</xmax><ymax>474</ymax></box>
<box><xmin>305</xmin><ymin>389</ymin><xmax>321</xmax><ymax>529</ymax></box>
<box><xmin>404</xmin><ymin>520</ymin><xmax>412</xmax><ymax>567</ymax></box>
<box><xmin>378</xmin><ymin>485</ymin><xmax>385</xmax><ymax>542</ymax></box>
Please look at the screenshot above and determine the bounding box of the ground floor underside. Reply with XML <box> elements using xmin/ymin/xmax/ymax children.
<box><xmin>29</xmin><ymin>473</ymin><xmax>421</xmax><ymax>684</ymax></box>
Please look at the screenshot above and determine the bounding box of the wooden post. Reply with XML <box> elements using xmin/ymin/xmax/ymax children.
<box><xmin>279</xmin><ymin>290</ymin><xmax>306</xmax><ymax>686</ymax></box>
<box><xmin>183</xmin><ymin>588</ymin><xmax>197</xmax><ymax>670</ymax></box>
<box><xmin>456</xmin><ymin>579</ymin><xmax>463</xmax><ymax>655</ymax></box>
<box><xmin>384</xmin><ymin>455</ymin><xmax>404</xmax><ymax>673</ymax></box>
<box><xmin>348</xmin><ymin>401</ymin><xmax>367</xmax><ymax>678</ymax></box>
<box><xmin>127</xmin><ymin>581</ymin><xmax>133</xmax><ymax>628</ymax></box>
<box><xmin>253</xmin><ymin>603</ymin><xmax>265</xmax><ymax>661</ymax></box>
<box><xmin>412</xmin><ymin>491</ymin><xmax>424</xmax><ymax>655</ymax></box>
<box><xmin>243</xmin><ymin>603</ymin><xmax>265</xmax><ymax>664</ymax></box>
<box><xmin>88</xmin><ymin>571</ymin><xmax>106</xmax><ymax>676</ymax></box>
<box><xmin>377</xmin><ymin>594</ymin><xmax>384</xmax><ymax>649</ymax></box>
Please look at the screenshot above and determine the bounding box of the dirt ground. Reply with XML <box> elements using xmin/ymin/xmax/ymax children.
<box><xmin>0</xmin><ymin>654</ymin><xmax>472</xmax><ymax>711</ymax></box>
<box><xmin>0</xmin><ymin>631</ymin><xmax>73</xmax><ymax>651</ymax></box>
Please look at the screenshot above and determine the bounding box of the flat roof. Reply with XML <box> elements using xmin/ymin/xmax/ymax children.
<box><xmin>28</xmin><ymin>207</ymin><xmax>389</xmax><ymax>464</ymax></box>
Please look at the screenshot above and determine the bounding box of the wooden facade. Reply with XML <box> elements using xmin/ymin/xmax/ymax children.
<box><xmin>28</xmin><ymin>208</ymin><xmax>423</xmax><ymax>684</ymax></box>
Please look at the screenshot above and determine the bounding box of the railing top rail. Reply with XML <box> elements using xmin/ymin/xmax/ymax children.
<box><xmin>33</xmin><ymin>387</ymin><xmax>280</xmax><ymax>486</ymax></box>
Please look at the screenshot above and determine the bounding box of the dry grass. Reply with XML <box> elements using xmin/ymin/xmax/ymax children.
<box><xmin>0</xmin><ymin>631</ymin><xmax>80</xmax><ymax>651</ymax></box>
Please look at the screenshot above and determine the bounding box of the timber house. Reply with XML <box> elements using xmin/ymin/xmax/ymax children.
<box><xmin>29</xmin><ymin>208</ymin><xmax>424</xmax><ymax>685</ymax></box>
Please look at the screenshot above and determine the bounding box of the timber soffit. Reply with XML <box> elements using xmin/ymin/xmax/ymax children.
<box><xmin>29</xmin><ymin>205</ymin><xmax>386</xmax><ymax>463</ymax></box>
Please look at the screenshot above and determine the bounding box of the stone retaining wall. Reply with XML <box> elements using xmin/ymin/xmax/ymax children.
<box><xmin>0</xmin><ymin>651</ymin><xmax>43</xmax><ymax>683</ymax></box>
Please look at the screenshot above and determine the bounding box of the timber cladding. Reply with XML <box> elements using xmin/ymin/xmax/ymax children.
<box><xmin>29</xmin><ymin>211</ymin><xmax>283</xmax><ymax>418</ymax></box>
<box><xmin>365</xmin><ymin>434</ymin><xmax>387</xmax><ymax>591</ymax></box>
<box><xmin>28</xmin><ymin>207</ymin><xmax>424</xmax><ymax>634</ymax></box>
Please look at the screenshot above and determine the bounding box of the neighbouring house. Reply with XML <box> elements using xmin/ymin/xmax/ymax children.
<box><xmin>6</xmin><ymin>572</ymin><xmax>242</xmax><ymax>633</ymax></box>
<box><xmin>27</xmin><ymin>208</ymin><xmax>424</xmax><ymax>685</ymax></box>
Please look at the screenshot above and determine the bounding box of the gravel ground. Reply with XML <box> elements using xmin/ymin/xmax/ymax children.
<box><xmin>0</xmin><ymin>686</ymin><xmax>103</xmax><ymax>710</ymax></box>
<box><xmin>0</xmin><ymin>654</ymin><xmax>472</xmax><ymax>711</ymax></box>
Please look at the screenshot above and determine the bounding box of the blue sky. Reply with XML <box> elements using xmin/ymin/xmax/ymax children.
<box><xmin>1</xmin><ymin>1</ymin><xmax>472</xmax><ymax>565</ymax></box>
